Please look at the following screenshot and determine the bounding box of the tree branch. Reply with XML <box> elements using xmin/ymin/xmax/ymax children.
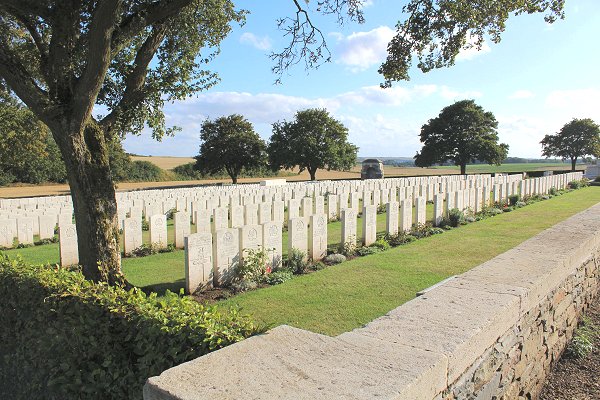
<box><xmin>110</xmin><ymin>0</ymin><xmax>192</xmax><ymax>57</ymax></box>
<box><xmin>12</xmin><ymin>13</ymin><xmax>49</xmax><ymax>72</ymax></box>
<box><xmin>0</xmin><ymin>0</ymin><xmax>51</xmax><ymax>19</ymax></box>
<box><xmin>72</xmin><ymin>0</ymin><xmax>122</xmax><ymax>130</ymax></box>
<box><xmin>100</xmin><ymin>23</ymin><xmax>168</xmax><ymax>134</ymax></box>
<box><xmin>0</xmin><ymin>41</ymin><xmax>53</xmax><ymax>121</ymax></box>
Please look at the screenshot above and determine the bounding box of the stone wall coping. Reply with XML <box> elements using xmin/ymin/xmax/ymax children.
<box><xmin>144</xmin><ymin>202</ymin><xmax>600</xmax><ymax>400</ymax></box>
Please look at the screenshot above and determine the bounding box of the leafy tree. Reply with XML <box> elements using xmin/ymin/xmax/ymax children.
<box><xmin>268</xmin><ymin>108</ymin><xmax>358</xmax><ymax>181</ymax></box>
<box><xmin>0</xmin><ymin>0</ymin><xmax>565</xmax><ymax>283</ymax></box>
<box><xmin>0</xmin><ymin>96</ymin><xmax>67</xmax><ymax>184</ymax></box>
<box><xmin>541</xmin><ymin>118</ymin><xmax>600</xmax><ymax>171</ymax></box>
<box><xmin>195</xmin><ymin>115</ymin><xmax>267</xmax><ymax>184</ymax></box>
<box><xmin>414</xmin><ymin>100</ymin><xmax>509</xmax><ymax>174</ymax></box>
<box><xmin>0</xmin><ymin>1</ymin><xmax>244</xmax><ymax>282</ymax></box>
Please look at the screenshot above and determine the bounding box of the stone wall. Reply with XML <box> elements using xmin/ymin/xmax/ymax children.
<box><xmin>144</xmin><ymin>202</ymin><xmax>600</xmax><ymax>400</ymax></box>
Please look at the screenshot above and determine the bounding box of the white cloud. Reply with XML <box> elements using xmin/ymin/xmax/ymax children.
<box><xmin>545</xmin><ymin>88</ymin><xmax>600</xmax><ymax>120</ymax></box>
<box><xmin>239</xmin><ymin>32</ymin><xmax>272</xmax><ymax>51</ymax></box>
<box><xmin>439</xmin><ymin>85</ymin><xmax>483</xmax><ymax>101</ymax></box>
<box><xmin>334</xmin><ymin>26</ymin><xmax>395</xmax><ymax>72</ymax></box>
<box><xmin>508</xmin><ymin>90</ymin><xmax>535</xmax><ymax>100</ymax></box>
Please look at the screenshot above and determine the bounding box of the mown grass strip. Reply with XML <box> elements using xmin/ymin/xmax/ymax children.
<box><xmin>219</xmin><ymin>187</ymin><xmax>600</xmax><ymax>336</ymax></box>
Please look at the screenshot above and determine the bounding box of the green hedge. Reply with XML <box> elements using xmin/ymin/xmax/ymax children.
<box><xmin>0</xmin><ymin>255</ymin><xmax>260</xmax><ymax>399</ymax></box>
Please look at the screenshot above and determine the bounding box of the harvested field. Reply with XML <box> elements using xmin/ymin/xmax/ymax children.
<box><xmin>130</xmin><ymin>155</ymin><xmax>196</xmax><ymax>170</ymax></box>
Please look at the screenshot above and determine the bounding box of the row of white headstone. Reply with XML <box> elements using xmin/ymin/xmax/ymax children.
<box><xmin>0</xmin><ymin>172</ymin><xmax>583</xmax><ymax>280</ymax></box>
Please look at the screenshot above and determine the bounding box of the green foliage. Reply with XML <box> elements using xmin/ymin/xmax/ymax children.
<box><xmin>371</xmin><ymin>238</ymin><xmax>391</xmax><ymax>251</ymax></box>
<box><xmin>339</xmin><ymin>240</ymin><xmax>357</xmax><ymax>257</ymax></box>
<box><xmin>355</xmin><ymin>246</ymin><xmax>382</xmax><ymax>256</ymax></box>
<box><xmin>447</xmin><ymin>208</ymin><xmax>466</xmax><ymax>227</ymax></box>
<box><xmin>0</xmin><ymin>255</ymin><xmax>259</xmax><ymax>399</ymax></box>
<box><xmin>172</xmin><ymin>162</ymin><xmax>204</xmax><ymax>180</ymax></box>
<box><xmin>195</xmin><ymin>115</ymin><xmax>267</xmax><ymax>184</ymax></box>
<box><xmin>237</xmin><ymin>247</ymin><xmax>269</xmax><ymax>283</ymax></box>
<box><xmin>286</xmin><ymin>248</ymin><xmax>309</xmax><ymax>275</ymax></box>
<box><xmin>259</xmin><ymin>270</ymin><xmax>293</xmax><ymax>285</ymax></box>
<box><xmin>567</xmin><ymin>316</ymin><xmax>598</xmax><ymax>359</ymax></box>
<box><xmin>268</xmin><ymin>108</ymin><xmax>358</xmax><ymax>180</ymax></box>
<box><xmin>323</xmin><ymin>253</ymin><xmax>346</xmax><ymax>265</ymax></box>
<box><xmin>508</xmin><ymin>194</ymin><xmax>520</xmax><ymax>206</ymax></box>
<box><xmin>310</xmin><ymin>261</ymin><xmax>327</xmax><ymax>271</ymax></box>
<box><xmin>541</xmin><ymin>118</ymin><xmax>600</xmax><ymax>171</ymax></box>
<box><xmin>0</xmin><ymin>98</ymin><xmax>67</xmax><ymax>184</ymax></box>
<box><xmin>124</xmin><ymin>161</ymin><xmax>165</xmax><ymax>182</ymax></box>
<box><xmin>568</xmin><ymin>179</ymin><xmax>590</xmax><ymax>190</ymax></box>
<box><xmin>414</xmin><ymin>100</ymin><xmax>509</xmax><ymax>174</ymax></box>
<box><xmin>127</xmin><ymin>243</ymin><xmax>175</xmax><ymax>258</ymax></box>
<box><xmin>378</xmin><ymin>0</ymin><xmax>564</xmax><ymax>85</ymax></box>
<box><xmin>385</xmin><ymin>232</ymin><xmax>418</xmax><ymax>246</ymax></box>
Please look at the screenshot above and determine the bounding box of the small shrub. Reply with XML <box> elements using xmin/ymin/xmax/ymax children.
<box><xmin>386</xmin><ymin>232</ymin><xmax>417</xmax><ymax>246</ymax></box>
<box><xmin>567</xmin><ymin>316</ymin><xmax>598</xmax><ymax>358</ymax></box>
<box><xmin>237</xmin><ymin>247</ymin><xmax>269</xmax><ymax>283</ymax></box>
<box><xmin>141</xmin><ymin>218</ymin><xmax>149</xmax><ymax>231</ymax></box>
<box><xmin>508</xmin><ymin>194</ymin><xmax>520</xmax><ymax>206</ymax></box>
<box><xmin>323</xmin><ymin>253</ymin><xmax>346</xmax><ymax>265</ymax></box>
<box><xmin>309</xmin><ymin>261</ymin><xmax>326</xmax><ymax>271</ymax></box>
<box><xmin>130</xmin><ymin>243</ymin><xmax>158</xmax><ymax>257</ymax></box>
<box><xmin>548</xmin><ymin>187</ymin><xmax>558</xmax><ymax>196</ymax></box>
<box><xmin>286</xmin><ymin>248</ymin><xmax>309</xmax><ymax>275</ymax></box>
<box><xmin>34</xmin><ymin>237</ymin><xmax>59</xmax><ymax>246</ymax></box>
<box><xmin>371</xmin><ymin>238</ymin><xmax>390</xmax><ymax>251</ymax></box>
<box><xmin>376</xmin><ymin>204</ymin><xmax>387</xmax><ymax>214</ymax></box>
<box><xmin>16</xmin><ymin>243</ymin><xmax>34</xmax><ymax>249</ymax></box>
<box><xmin>355</xmin><ymin>246</ymin><xmax>381</xmax><ymax>256</ymax></box>
<box><xmin>230</xmin><ymin>279</ymin><xmax>258</xmax><ymax>293</ymax></box>
<box><xmin>339</xmin><ymin>240</ymin><xmax>357</xmax><ymax>257</ymax></box>
<box><xmin>465</xmin><ymin>216</ymin><xmax>476</xmax><ymax>223</ymax></box>
<box><xmin>447</xmin><ymin>208</ymin><xmax>465</xmax><ymax>227</ymax></box>
<box><xmin>515</xmin><ymin>201</ymin><xmax>527</xmax><ymax>208</ymax></box>
<box><xmin>260</xmin><ymin>270</ymin><xmax>293</xmax><ymax>285</ymax></box>
<box><xmin>158</xmin><ymin>243</ymin><xmax>176</xmax><ymax>254</ymax></box>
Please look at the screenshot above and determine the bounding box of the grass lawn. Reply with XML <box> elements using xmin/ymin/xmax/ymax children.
<box><xmin>430</xmin><ymin>162</ymin><xmax>573</xmax><ymax>174</ymax></box>
<box><xmin>2</xmin><ymin>203</ymin><xmax>435</xmax><ymax>294</ymax></box>
<box><xmin>219</xmin><ymin>187</ymin><xmax>600</xmax><ymax>336</ymax></box>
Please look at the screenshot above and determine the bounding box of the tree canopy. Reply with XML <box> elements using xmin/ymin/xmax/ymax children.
<box><xmin>541</xmin><ymin>118</ymin><xmax>600</xmax><ymax>171</ymax></box>
<box><xmin>195</xmin><ymin>115</ymin><xmax>267</xmax><ymax>184</ymax></box>
<box><xmin>414</xmin><ymin>100</ymin><xmax>509</xmax><ymax>174</ymax></box>
<box><xmin>268</xmin><ymin>108</ymin><xmax>358</xmax><ymax>180</ymax></box>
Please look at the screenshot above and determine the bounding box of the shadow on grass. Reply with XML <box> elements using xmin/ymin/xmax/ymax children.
<box><xmin>141</xmin><ymin>279</ymin><xmax>185</xmax><ymax>296</ymax></box>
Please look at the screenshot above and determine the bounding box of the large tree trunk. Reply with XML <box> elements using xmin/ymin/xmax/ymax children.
<box><xmin>571</xmin><ymin>157</ymin><xmax>577</xmax><ymax>172</ymax></box>
<box><xmin>52</xmin><ymin>120</ymin><xmax>123</xmax><ymax>283</ymax></box>
<box><xmin>460</xmin><ymin>163</ymin><xmax>466</xmax><ymax>175</ymax></box>
<box><xmin>308</xmin><ymin>167</ymin><xmax>317</xmax><ymax>181</ymax></box>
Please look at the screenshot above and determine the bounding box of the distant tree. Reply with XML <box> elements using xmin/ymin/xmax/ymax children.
<box><xmin>541</xmin><ymin>118</ymin><xmax>600</xmax><ymax>171</ymax></box>
<box><xmin>195</xmin><ymin>115</ymin><xmax>267</xmax><ymax>184</ymax></box>
<box><xmin>414</xmin><ymin>100</ymin><xmax>509</xmax><ymax>174</ymax></box>
<box><xmin>268</xmin><ymin>109</ymin><xmax>358</xmax><ymax>181</ymax></box>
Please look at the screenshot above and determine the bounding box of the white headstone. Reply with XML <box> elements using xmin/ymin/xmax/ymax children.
<box><xmin>287</xmin><ymin>218</ymin><xmax>308</xmax><ymax>257</ymax></box>
<box><xmin>17</xmin><ymin>217</ymin><xmax>34</xmax><ymax>245</ymax></box>
<box><xmin>59</xmin><ymin>223</ymin><xmax>79</xmax><ymax>266</ymax></box>
<box><xmin>386</xmin><ymin>202</ymin><xmax>399</xmax><ymax>235</ymax></box>
<box><xmin>174</xmin><ymin>212</ymin><xmax>191</xmax><ymax>249</ymax></box>
<box><xmin>185</xmin><ymin>233</ymin><xmax>213</xmax><ymax>293</ymax></box>
<box><xmin>263</xmin><ymin>222</ymin><xmax>283</xmax><ymax>270</ymax></box>
<box><xmin>149</xmin><ymin>214</ymin><xmax>168</xmax><ymax>249</ymax></box>
<box><xmin>400</xmin><ymin>199</ymin><xmax>412</xmax><ymax>232</ymax></box>
<box><xmin>309</xmin><ymin>214</ymin><xmax>328</xmax><ymax>261</ymax></box>
<box><xmin>362</xmin><ymin>205</ymin><xmax>377</xmax><ymax>246</ymax></box>
<box><xmin>213</xmin><ymin>228</ymin><xmax>239</xmax><ymax>286</ymax></box>
<box><xmin>38</xmin><ymin>215</ymin><xmax>55</xmax><ymax>240</ymax></box>
<box><xmin>341</xmin><ymin>208</ymin><xmax>357</xmax><ymax>249</ymax></box>
<box><xmin>123</xmin><ymin>217</ymin><xmax>143</xmax><ymax>254</ymax></box>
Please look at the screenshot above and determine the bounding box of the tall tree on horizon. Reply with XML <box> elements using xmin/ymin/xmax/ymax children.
<box><xmin>541</xmin><ymin>118</ymin><xmax>600</xmax><ymax>171</ymax></box>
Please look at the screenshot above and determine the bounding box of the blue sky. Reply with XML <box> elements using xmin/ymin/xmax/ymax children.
<box><xmin>123</xmin><ymin>0</ymin><xmax>600</xmax><ymax>159</ymax></box>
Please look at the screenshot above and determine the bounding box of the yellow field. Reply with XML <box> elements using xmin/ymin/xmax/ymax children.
<box><xmin>130</xmin><ymin>155</ymin><xmax>195</xmax><ymax>170</ymax></box>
